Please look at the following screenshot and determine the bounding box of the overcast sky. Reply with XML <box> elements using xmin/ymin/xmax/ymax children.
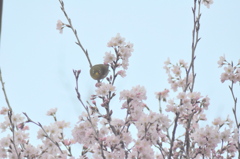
<box><xmin>1</xmin><ymin>0</ymin><xmax>240</xmax><ymax>156</ymax></box>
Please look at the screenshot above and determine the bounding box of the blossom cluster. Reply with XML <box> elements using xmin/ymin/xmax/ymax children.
<box><xmin>218</xmin><ymin>55</ymin><xmax>240</xmax><ymax>83</ymax></box>
<box><xmin>191</xmin><ymin>124</ymin><xmax>238</xmax><ymax>158</ymax></box>
<box><xmin>72</xmin><ymin>85</ymin><xmax>174</xmax><ymax>159</ymax></box>
<box><xmin>163</xmin><ymin>58</ymin><xmax>192</xmax><ymax>92</ymax></box>
<box><xmin>105</xmin><ymin>33</ymin><xmax>134</xmax><ymax>72</ymax></box>
<box><xmin>0</xmin><ymin>107</ymin><xmax>73</xmax><ymax>158</ymax></box>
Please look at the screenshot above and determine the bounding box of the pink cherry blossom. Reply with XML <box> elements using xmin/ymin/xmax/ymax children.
<box><xmin>179</xmin><ymin>59</ymin><xmax>188</xmax><ymax>68</ymax></box>
<box><xmin>202</xmin><ymin>0</ymin><xmax>214</xmax><ymax>8</ymax></box>
<box><xmin>103</xmin><ymin>51</ymin><xmax>116</xmax><ymax>64</ymax></box>
<box><xmin>56</xmin><ymin>20</ymin><xmax>64</xmax><ymax>34</ymax></box>
<box><xmin>117</xmin><ymin>70</ymin><xmax>126</xmax><ymax>77</ymax></box>
<box><xmin>46</xmin><ymin>107</ymin><xmax>58</xmax><ymax>116</ymax></box>
<box><xmin>95</xmin><ymin>83</ymin><xmax>115</xmax><ymax>96</ymax></box>
<box><xmin>212</xmin><ymin>117</ymin><xmax>224</xmax><ymax>126</ymax></box>
<box><xmin>155</xmin><ymin>89</ymin><xmax>169</xmax><ymax>101</ymax></box>
<box><xmin>107</xmin><ymin>33</ymin><xmax>126</xmax><ymax>47</ymax></box>
<box><xmin>217</xmin><ymin>55</ymin><xmax>226</xmax><ymax>67</ymax></box>
<box><xmin>0</xmin><ymin>107</ymin><xmax>9</xmax><ymax>115</ymax></box>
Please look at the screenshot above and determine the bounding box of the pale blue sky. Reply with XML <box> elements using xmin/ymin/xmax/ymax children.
<box><xmin>1</xmin><ymin>0</ymin><xmax>240</xmax><ymax>156</ymax></box>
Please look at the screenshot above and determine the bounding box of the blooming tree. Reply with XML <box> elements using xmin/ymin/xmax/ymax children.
<box><xmin>1</xmin><ymin>0</ymin><xmax>240</xmax><ymax>159</ymax></box>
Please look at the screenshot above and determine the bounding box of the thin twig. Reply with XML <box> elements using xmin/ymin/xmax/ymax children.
<box><xmin>8</xmin><ymin>111</ymin><xmax>21</xmax><ymax>159</ymax></box>
<box><xmin>228</xmin><ymin>82</ymin><xmax>240</xmax><ymax>158</ymax></box>
<box><xmin>168</xmin><ymin>113</ymin><xmax>180</xmax><ymax>159</ymax></box>
<box><xmin>73</xmin><ymin>69</ymin><xmax>106</xmax><ymax>159</ymax></box>
<box><xmin>185</xmin><ymin>0</ymin><xmax>201</xmax><ymax>93</ymax></box>
<box><xmin>58</xmin><ymin>0</ymin><xmax>92</xmax><ymax>68</ymax></box>
<box><xmin>0</xmin><ymin>69</ymin><xmax>12</xmax><ymax>111</ymax></box>
<box><xmin>183</xmin><ymin>1</ymin><xmax>201</xmax><ymax>157</ymax></box>
<box><xmin>23</xmin><ymin>112</ymin><xmax>64</xmax><ymax>154</ymax></box>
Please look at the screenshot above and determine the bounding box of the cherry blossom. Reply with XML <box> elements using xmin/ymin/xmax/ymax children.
<box><xmin>202</xmin><ymin>0</ymin><xmax>214</xmax><ymax>8</ymax></box>
<box><xmin>103</xmin><ymin>51</ymin><xmax>116</xmax><ymax>64</ymax></box>
<box><xmin>56</xmin><ymin>20</ymin><xmax>64</xmax><ymax>34</ymax></box>
<box><xmin>95</xmin><ymin>83</ymin><xmax>115</xmax><ymax>96</ymax></box>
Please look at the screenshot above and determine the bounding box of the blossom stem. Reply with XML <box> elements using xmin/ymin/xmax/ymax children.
<box><xmin>185</xmin><ymin>0</ymin><xmax>201</xmax><ymax>93</ymax></box>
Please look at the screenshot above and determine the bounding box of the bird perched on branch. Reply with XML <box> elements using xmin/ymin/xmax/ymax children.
<box><xmin>90</xmin><ymin>64</ymin><xmax>109</xmax><ymax>81</ymax></box>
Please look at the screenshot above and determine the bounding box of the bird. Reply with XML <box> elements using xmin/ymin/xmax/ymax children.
<box><xmin>90</xmin><ymin>64</ymin><xmax>109</xmax><ymax>81</ymax></box>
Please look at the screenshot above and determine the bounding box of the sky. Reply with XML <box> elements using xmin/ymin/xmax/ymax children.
<box><xmin>1</xmin><ymin>0</ymin><xmax>240</xmax><ymax>157</ymax></box>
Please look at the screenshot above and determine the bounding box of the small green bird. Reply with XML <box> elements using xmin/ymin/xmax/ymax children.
<box><xmin>90</xmin><ymin>64</ymin><xmax>109</xmax><ymax>80</ymax></box>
